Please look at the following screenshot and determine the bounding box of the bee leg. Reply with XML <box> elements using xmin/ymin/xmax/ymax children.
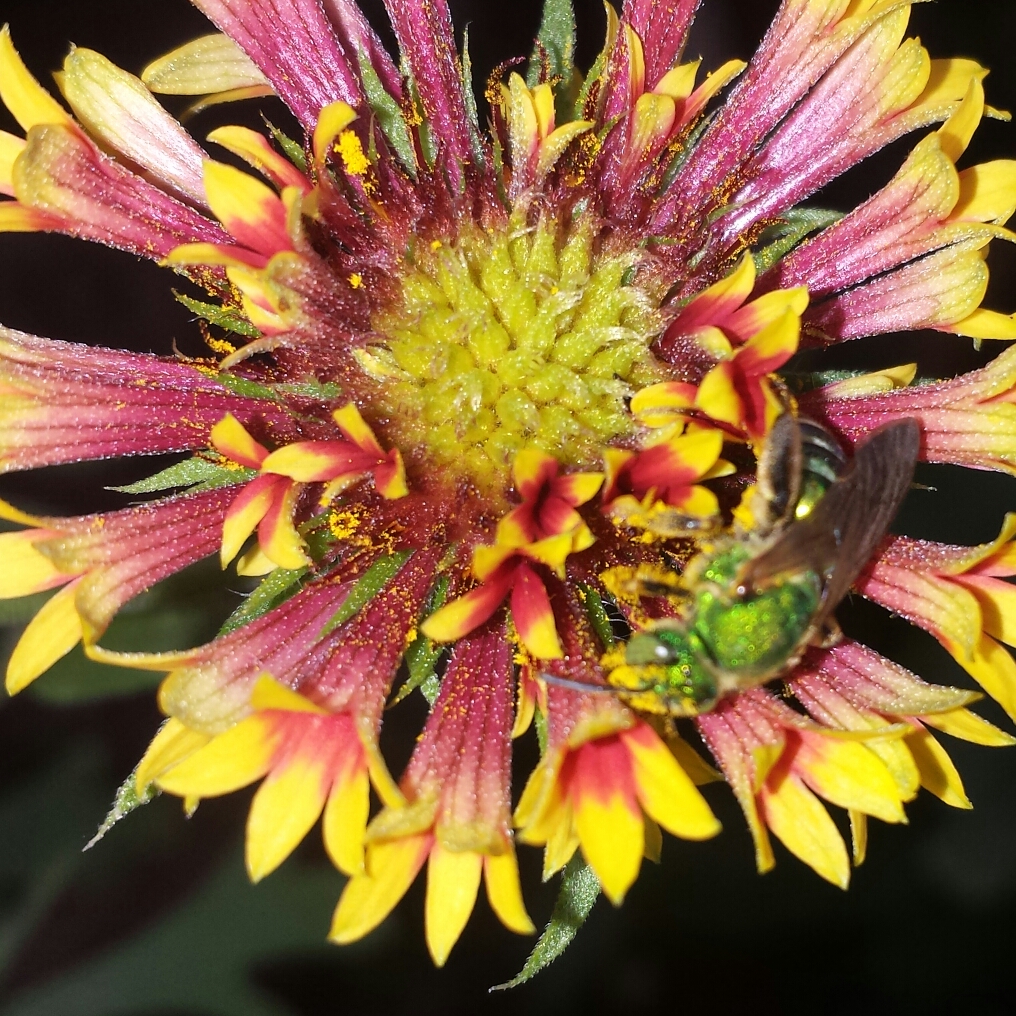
<box><xmin>815</xmin><ymin>616</ymin><xmax>843</xmax><ymax>649</ymax></box>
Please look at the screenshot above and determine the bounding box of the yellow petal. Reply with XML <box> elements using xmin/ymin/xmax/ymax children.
<box><xmin>236</xmin><ymin>544</ymin><xmax>277</xmax><ymax>576</ymax></box>
<box><xmin>330</xmin><ymin>835</ymin><xmax>430</xmax><ymax>945</ymax></box>
<box><xmin>863</xmin><ymin>731</ymin><xmax>920</xmax><ymax>802</ymax></box>
<box><xmin>543</xmin><ymin>822</ymin><xmax>580</xmax><ymax>881</ymax></box>
<box><xmin>796</xmin><ymin>736</ymin><xmax>906</xmax><ymax>824</ymax></box>
<box><xmin>905</xmin><ymin>727</ymin><xmax>971</xmax><ymax>809</ymax></box>
<box><xmin>207</xmin><ymin>124</ymin><xmax>307</xmax><ymax>191</ymax></box>
<box><xmin>161</xmin><ymin>242</ymin><xmax>257</xmax><ymax>270</ymax></box>
<box><xmin>250</xmin><ymin>674</ymin><xmax>325</xmax><ymax>714</ymax></box>
<box><xmin>323</xmin><ymin>764</ymin><xmax>370</xmax><ymax>876</ymax></box>
<box><xmin>513</xmin><ymin>755</ymin><xmax>560</xmax><ymax>839</ymax></box>
<box><xmin>0</xmin><ymin>128</ymin><xmax>25</xmax><ymax>191</ymax></box>
<box><xmin>537</xmin><ymin>120</ymin><xmax>594</xmax><ymax>176</ymax></box>
<box><xmin>425</xmin><ymin>844</ymin><xmax>483</xmax><ymax>967</ymax></box>
<box><xmin>695</xmin><ymin>363</ymin><xmax>742</xmax><ymax>428</ymax></box>
<box><xmin>945</xmin><ymin>308</ymin><xmax>1016</xmax><ymax>341</ymax></box>
<box><xmin>819</xmin><ymin>363</ymin><xmax>918</xmax><ymax>398</ymax></box>
<box><xmin>916</xmin><ymin>58</ymin><xmax>988</xmax><ymax>110</ymax></box>
<box><xmin>506</xmin><ymin>72</ymin><xmax>539</xmax><ymax>164</ymax></box>
<box><xmin>220</xmin><ymin>483</ymin><xmax>275</xmax><ymax>568</ymax></box>
<box><xmin>954</xmin><ymin>161</ymin><xmax>1016</xmax><ymax>224</ymax></box>
<box><xmin>6</xmin><ymin>581</ymin><xmax>83</xmax><ymax>694</ymax></box>
<box><xmin>0</xmin><ymin>26</ymin><xmax>73</xmax><ymax>131</ymax></box>
<box><xmin>156</xmin><ymin>716</ymin><xmax>277</xmax><ymax>797</ymax></box>
<box><xmin>313</xmin><ymin>100</ymin><xmax>358</xmax><ymax>164</ymax></box>
<box><xmin>531</xmin><ymin>81</ymin><xmax>555</xmax><ymax>138</ymax></box>
<box><xmin>967</xmin><ymin>577</ymin><xmax>1016</xmax><ymax>646</ymax></box>
<box><xmin>0</xmin><ymin>495</ymin><xmax>46</xmax><ymax>529</ymax></box>
<box><xmin>625</xmin><ymin>728</ymin><xmax>721</xmax><ymax>840</ymax></box>
<box><xmin>654</xmin><ymin>59</ymin><xmax>700</xmax><ymax>101</ymax></box>
<box><xmin>849</xmin><ymin>809</ymin><xmax>868</xmax><ymax>867</ymax></box>
<box><xmin>135</xmin><ymin>718</ymin><xmax>212</xmax><ymax>795</ymax></box>
<box><xmin>686</xmin><ymin>58</ymin><xmax>746</xmax><ymax>111</ymax></box>
<box><xmin>947</xmin><ymin>632</ymin><xmax>1016</xmax><ymax>722</ymax></box>
<box><xmin>664</xmin><ymin>731</ymin><xmax>724</xmax><ymax>786</ymax></box>
<box><xmin>484</xmin><ymin>846</ymin><xmax>535</xmax><ymax>935</ymax></box>
<box><xmin>920</xmin><ymin>706</ymin><xmax>1016</xmax><ymax>747</ymax></box>
<box><xmin>259</xmin><ymin>482</ymin><xmax>310</xmax><ymax>571</ymax></box>
<box><xmin>574</xmin><ymin>789</ymin><xmax>643</xmax><ymax>905</ymax></box>
<box><xmin>203</xmin><ymin>158</ymin><xmax>283</xmax><ymax>238</ymax></box>
<box><xmin>61</xmin><ymin>47</ymin><xmax>205</xmax><ymax>203</ymax></box>
<box><xmin>938</xmin><ymin>77</ymin><xmax>983</xmax><ymax>164</ymax></box>
<box><xmin>141</xmin><ymin>33</ymin><xmax>270</xmax><ymax>95</ymax></box>
<box><xmin>0</xmin><ymin>529</ymin><xmax>65</xmax><ymax>596</ymax></box>
<box><xmin>332</xmin><ymin>402</ymin><xmax>382</xmax><ymax>454</ymax></box>
<box><xmin>210</xmin><ymin>412</ymin><xmax>264</xmax><ymax>465</ymax></box>
<box><xmin>246</xmin><ymin>754</ymin><xmax>329</xmax><ymax>882</ymax></box>
<box><xmin>762</xmin><ymin>776</ymin><xmax>850</xmax><ymax>889</ymax></box>
<box><xmin>643</xmin><ymin>815</ymin><xmax>663</xmax><ymax>863</ymax></box>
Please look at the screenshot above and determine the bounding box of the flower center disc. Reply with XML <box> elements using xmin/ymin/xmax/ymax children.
<box><xmin>359</xmin><ymin>212</ymin><xmax>669</xmax><ymax>495</ymax></box>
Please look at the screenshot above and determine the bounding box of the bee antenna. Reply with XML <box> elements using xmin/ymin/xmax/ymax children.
<box><xmin>538</xmin><ymin>672</ymin><xmax>622</xmax><ymax>695</ymax></box>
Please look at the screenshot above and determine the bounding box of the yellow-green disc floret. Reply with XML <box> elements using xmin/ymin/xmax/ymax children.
<box><xmin>357</xmin><ymin>211</ymin><xmax>669</xmax><ymax>493</ymax></box>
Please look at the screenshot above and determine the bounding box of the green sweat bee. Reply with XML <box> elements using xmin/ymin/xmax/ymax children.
<box><xmin>598</xmin><ymin>414</ymin><xmax>920</xmax><ymax>717</ymax></box>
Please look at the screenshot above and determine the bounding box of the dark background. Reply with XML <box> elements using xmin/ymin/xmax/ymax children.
<box><xmin>1</xmin><ymin>2</ymin><xmax>1016</xmax><ymax>1014</ymax></box>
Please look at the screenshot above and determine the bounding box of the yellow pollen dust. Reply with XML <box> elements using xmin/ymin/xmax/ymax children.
<box><xmin>357</xmin><ymin>213</ymin><xmax>670</xmax><ymax>495</ymax></box>
<box><xmin>335</xmin><ymin>130</ymin><xmax>370</xmax><ymax>177</ymax></box>
<box><xmin>328</xmin><ymin>507</ymin><xmax>363</xmax><ymax>540</ymax></box>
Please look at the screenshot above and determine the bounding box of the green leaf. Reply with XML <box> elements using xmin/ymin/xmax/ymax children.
<box><xmin>534</xmin><ymin>704</ymin><xmax>549</xmax><ymax>756</ymax></box>
<box><xmin>174</xmin><ymin>292</ymin><xmax>262</xmax><ymax>339</ymax></box>
<box><xmin>403</xmin><ymin>69</ymin><xmax>438</xmax><ymax>169</ymax></box>
<box><xmin>389</xmin><ymin>575</ymin><xmax>449</xmax><ymax>707</ymax></box>
<box><xmin>492</xmin><ymin>854</ymin><xmax>601</xmax><ymax>989</ymax></box>
<box><xmin>779</xmin><ymin>367</ymin><xmax>871</xmax><ymax>394</ymax></box>
<box><xmin>527</xmin><ymin>0</ymin><xmax>579</xmax><ymax>123</ymax></box>
<box><xmin>753</xmin><ymin>207</ymin><xmax>843</xmax><ymax>274</ymax></box>
<box><xmin>657</xmin><ymin>110</ymin><xmax>716</xmax><ymax>196</ymax></box>
<box><xmin>419</xmin><ymin>671</ymin><xmax>442</xmax><ymax>706</ymax></box>
<box><xmin>84</xmin><ymin>763</ymin><xmax>160</xmax><ymax>850</ymax></box>
<box><xmin>218</xmin><ymin>566</ymin><xmax>307</xmax><ymax>636</ymax></box>
<box><xmin>111</xmin><ymin>456</ymin><xmax>253</xmax><ymax>494</ymax></box>
<box><xmin>213</xmin><ymin>372</ymin><xmax>280</xmax><ymax>401</ymax></box>
<box><xmin>273</xmin><ymin>379</ymin><xmax>343</xmax><ymax>399</ymax></box>
<box><xmin>357</xmin><ymin>52</ymin><xmax>417</xmax><ymax>175</ymax></box>
<box><xmin>527</xmin><ymin>0</ymin><xmax>576</xmax><ymax>85</ymax></box>
<box><xmin>573</xmin><ymin>13</ymin><xmax>612</xmax><ymax>122</ymax></box>
<box><xmin>460</xmin><ymin>29</ymin><xmax>487</xmax><ymax>167</ymax></box>
<box><xmin>319</xmin><ymin>551</ymin><xmax>413</xmax><ymax>638</ymax></box>
<box><xmin>580</xmin><ymin>583</ymin><xmax>615</xmax><ymax>649</ymax></box>
<box><xmin>263</xmin><ymin>117</ymin><xmax>308</xmax><ymax>173</ymax></box>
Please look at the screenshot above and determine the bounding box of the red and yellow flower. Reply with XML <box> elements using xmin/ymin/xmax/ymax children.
<box><xmin>1</xmin><ymin>0</ymin><xmax>1015</xmax><ymax>975</ymax></box>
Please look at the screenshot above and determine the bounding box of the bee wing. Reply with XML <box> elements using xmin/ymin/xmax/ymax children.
<box><xmin>738</xmin><ymin>419</ymin><xmax>920</xmax><ymax>615</ymax></box>
<box><xmin>754</xmin><ymin>411</ymin><xmax>803</xmax><ymax>530</ymax></box>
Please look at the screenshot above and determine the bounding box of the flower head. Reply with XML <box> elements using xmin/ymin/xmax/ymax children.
<box><xmin>2</xmin><ymin>0</ymin><xmax>1015</xmax><ymax>977</ymax></box>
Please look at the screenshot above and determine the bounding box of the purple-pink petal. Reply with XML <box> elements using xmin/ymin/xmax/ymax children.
<box><xmin>15</xmin><ymin>125</ymin><xmax>228</xmax><ymax>258</ymax></box>
<box><xmin>41</xmin><ymin>488</ymin><xmax>234</xmax><ymax>634</ymax></box>
<box><xmin>383</xmin><ymin>0</ymin><xmax>481</xmax><ymax>187</ymax></box>
<box><xmin>191</xmin><ymin>0</ymin><xmax>366</xmax><ymax>128</ymax></box>
<box><xmin>623</xmin><ymin>0</ymin><xmax>699</xmax><ymax>90</ymax></box>
<box><xmin>0</xmin><ymin>327</ymin><xmax>293</xmax><ymax>471</ymax></box>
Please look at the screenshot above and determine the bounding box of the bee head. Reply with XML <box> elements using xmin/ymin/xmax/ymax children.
<box><xmin>626</xmin><ymin>628</ymin><xmax>688</xmax><ymax>666</ymax></box>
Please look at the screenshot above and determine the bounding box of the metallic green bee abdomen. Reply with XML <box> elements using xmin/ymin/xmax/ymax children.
<box><xmin>693</xmin><ymin>575</ymin><xmax>821</xmax><ymax>680</ymax></box>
